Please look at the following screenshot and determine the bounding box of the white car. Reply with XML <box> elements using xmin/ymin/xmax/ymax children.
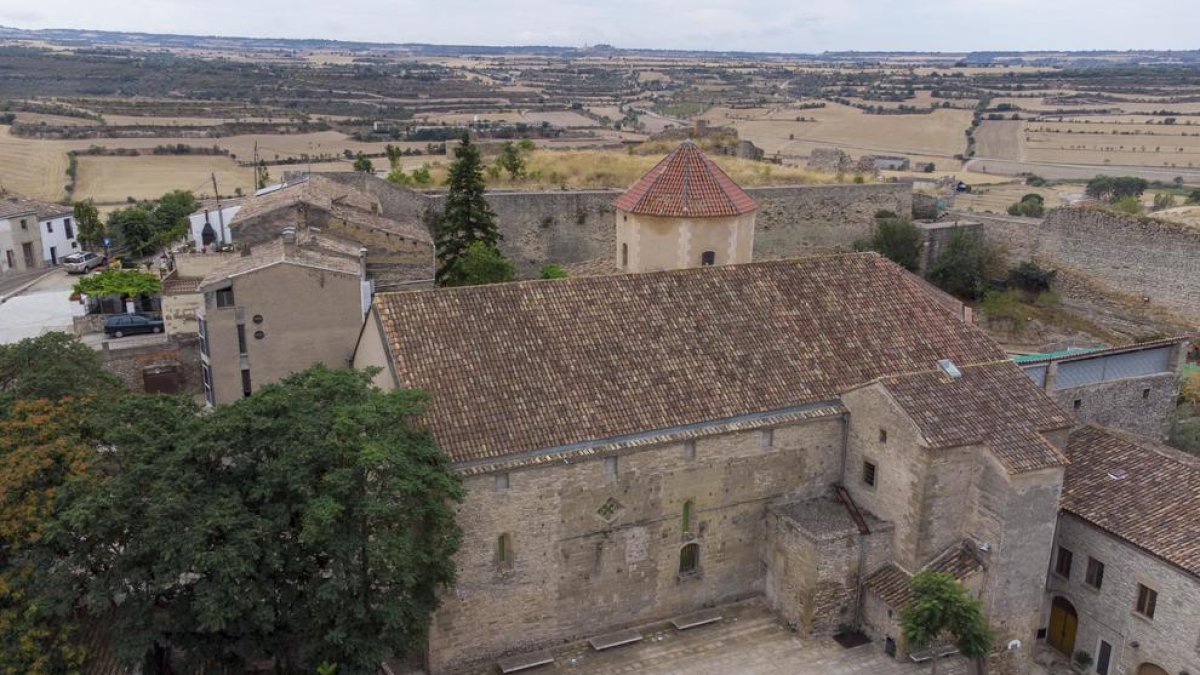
<box><xmin>62</xmin><ymin>252</ymin><xmax>107</xmax><ymax>274</ymax></box>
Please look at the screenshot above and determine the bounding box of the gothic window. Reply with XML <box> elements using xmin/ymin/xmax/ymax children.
<box><xmin>679</xmin><ymin>542</ymin><xmax>699</xmax><ymax>575</ymax></box>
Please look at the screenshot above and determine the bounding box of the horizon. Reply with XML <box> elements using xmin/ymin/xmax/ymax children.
<box><xmin>2</xmin><ymin>0</ymin><xmax>1198</xmax><ymax>54</ymax></box>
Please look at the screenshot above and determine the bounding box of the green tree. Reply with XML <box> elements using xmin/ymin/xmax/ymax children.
<box><xmin>435</xmin><ymin>137</ymin><xmax>501</xmax><ymax>284</ymax></box>
<box><xmin>443</xmin><ymin>241</ymin><xmax>515</xmax><ymax>287</ymax></box>
<box><xmin>927</xmin><ymin>228</ymin><xmax>987</xmax><ymax>300</ymax></box>
<box><xmin>0</xmin><ymin>333</ymin><xmax>121</xmax><ymax>414</ymax></box>
<box><xmin>540</xmin><ymin>263</ymin><xmax>568</xmax><ymax>279</ymax></box>
<box><xmin>107</xmin><ymin>205</ymin><xmax>157</xmax><ymax>256</ymax></box>
<box><xmin>72</xmin><ymin>199</ymin><xmax>106</xmax><ymax>250</ymax></box>
<box><xmin>1151</xmin><ymin>192</ymin><xmax>1176</xmax><ymax>211</ymax></box>
<box><xmin>151</xmin><ymin>189</ymin><xmax>198</xmax><ymax>248</ymax></box>
<box><xmin>495</xmin><ymin>141</ymin><xmax>525</xmax><ymax>180</ymax></box>
<box><xmin>385</xmin><ymin>144</ymin><xmax>402</xmax><ymax>168</ymax></box>
<box><xmin>860</xmin><ymin>216</ymin><xmax>923</xmax><ymax>272</ymax></box>
<box><xmin>1186</xmin><ymin>188</ymin><xmax>1200</xmax><ymax>205</ymax></box>
<box><xmin>52</xmin><ymin>368</ymin><xmax>462</xmax><ymax>674</ymax></box>
<box><xmin>901</xmin><ymin>571</ymin><xmax>992</xmax><ymax>675</ymax></box>
<box><xmin>1006</xmin><ymin>193</ymin><xmax>1045</xmax><ymax>218</ymax></box>
<box><xmin>353</xmin><ymin>152</ymin><xmax>374</xmax><ymax>173</ymax></box>
<box><xmin>256</xmin><ymin>159</ymin><xmax>271</xmax><ymax>190</ymax></box>
<box><xmin>0</xmin><ymin>399</ymin><xmax>98</xmax><ymax>674</ymax></box>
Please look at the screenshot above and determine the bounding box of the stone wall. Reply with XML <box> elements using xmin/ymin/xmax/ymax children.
<box><xmin>978</xmin><ymin>207</ymin><xmax>1200</xmax><ymax>328</ymax></box>
<box><xmin>426</xmin><ymin>415</ymin><xmax>844</xmax><ymax>673</ymax></box>
<box><xmin>100</xmin><ymin>335</ymin><xmax>202</xmax><ymax>396</ymax></box>
<box><xmin>1055</xmin><ymin>372</ymin><xmax>1178</xmax><ymax>440</ymax></box>
<box><xmin>423</xmin><ymin>183</ymin><xmax>911</xmax><ymax>274</ymax></box>
<box><xmin>1045</xmin><ymin>512</ymin><xmax>1200</xmax><ymax>675</ymax></box>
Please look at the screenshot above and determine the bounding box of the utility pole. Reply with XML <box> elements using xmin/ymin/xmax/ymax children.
<box><xmin>211</xmin><ymin>172</ymin><xmax>226</xmax><ymax>247</ymax></box>
<box><xmin>253</xmin><ymin>140</ymin><xmax>260</xmax><ymax>190</ymax></box>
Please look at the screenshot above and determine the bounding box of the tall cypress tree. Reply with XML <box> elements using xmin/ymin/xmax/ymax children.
<box><xmin>436</xmin><ymin>136</ymin><xmax>500</xmax><ymax>284</ymax></box>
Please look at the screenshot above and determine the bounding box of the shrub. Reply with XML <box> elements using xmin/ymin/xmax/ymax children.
<box><xmin>861</xmin><ymin>217</ymin><xmax>923</xmax><ymax>272</ymax></box>
<box><xmin>928</xmin><ymin>228</ymin><xmax>987</xmax><ymax>299</ymax></box>
<box><xmin>1008</xmin><ymin>261</ymin><xmax>1056</xmax><ymax>293</ymax></box>
<box><xmin>1111</xmin><ymin>196</ymin><xmax>1143</xmax><ymax>215</ymax></box>
<box><xmin>1152</xmin><ymin>192</ymin><xmax>1176</xmax><ymax>211</ymax></box>
<box><xmin>1073</xmin><ymin>651</ymin><xmax>1094</xmax><ymax>670</ymax></box>
<box><xmin>1025</xmin><ymin>174</ymin><xmax>1048</xmax><ymax>187</ymax></box>
<box><xmin>1006</xmin><ymin>193</ymin><xmax>1045</xmax><ymax>217</ymax></box>
<box><xmin>539</xmin><ymin>264</ymin><xmax>568</xmax><ymax>279</ymax></box>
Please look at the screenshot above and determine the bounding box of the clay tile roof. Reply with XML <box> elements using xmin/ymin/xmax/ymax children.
<box><xmin>878</xmin><ymin>361</ymin><xmax>1073</xmax><ymax>473</ymax></box>
<box><xmin>198</xmin><ymin>233</ymin><xmax>360</xmax><ymax>290</ymax></box>
<box><xmin>371</xmin><ymin>253</ymin><xmax>1013</xmax><ymax>465</ymax></box>
<box><xmin>0</xmin><ymin>196</ymin><xmax>71</xmax><ymax>220</ymax></box>
<box><xmin>866</xmin><ymin>544</ymin><xmax>984</xmax><ymax>609</ymax></box>
<box><xmin>1063</xmin><ymin>425</ymin><xmax>1200</xmax><ymax>577</ymax></box>
<box><xmin>612</xmin><ymin>141</ymin><xmax>757</xmax><ymax>218</ymax></box>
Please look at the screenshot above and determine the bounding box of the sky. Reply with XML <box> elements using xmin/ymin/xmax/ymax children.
<box><xmin>1</xmin><ymin>0</ymin><xmax>1197</xmax><ymax>53</ymax></box>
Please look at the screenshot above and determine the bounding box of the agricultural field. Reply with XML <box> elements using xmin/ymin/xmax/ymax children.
<box><xmin>73</xmin><ymin>155</ymin><xmax>255</xmax><ymax>203</ymax></box>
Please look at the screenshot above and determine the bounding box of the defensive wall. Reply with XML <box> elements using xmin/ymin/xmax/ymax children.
<box><xmin>423</xmin><ymin>183</ymin><xmax>911</xmax><ymax>273</ymax></box>
<box><xmin>972</xmin><ymin>207</ymin><xmax>1200</xmax><ymax>329</ymax></box>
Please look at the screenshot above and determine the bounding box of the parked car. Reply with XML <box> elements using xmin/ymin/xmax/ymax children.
<box><xmin>62</xmin><ymin>251</ymin><xmax>107</xmax><ymax>274</ymax></box>
<box><xmin>104</xmin><ymin>313</ymin><xmax>164</xmax><ymax>338</ymax></box>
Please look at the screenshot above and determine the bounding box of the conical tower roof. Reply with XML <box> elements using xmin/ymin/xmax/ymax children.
<box><xmin>612</xmin><ymin>140</ymin><xmax>757</xmax><ymax>218</ymax></box>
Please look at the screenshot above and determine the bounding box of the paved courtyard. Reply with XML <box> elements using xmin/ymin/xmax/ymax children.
<box><xmin>452</xmin><ymin>600</ymin><xmax>971</xmax><ymax>675</ymax></box>
<box><xmin>0</xmin><ymin>269</ymin><xmax>82</xmax><ymax>344</ymax></box>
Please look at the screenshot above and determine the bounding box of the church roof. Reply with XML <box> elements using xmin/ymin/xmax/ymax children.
<box><xmin>612</xmin><ymin>141</ymin><xmax>757</xmax><ymax>218</ymax></box>
<box><xmin>367</xmin><ymin>253</ymin><xmax>1066</xmax><ymax>468</ymax></box>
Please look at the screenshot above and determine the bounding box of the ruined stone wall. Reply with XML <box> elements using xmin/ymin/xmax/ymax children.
<box><xmin>426</xmin><ymin>416</ymin><xmax>843</xmax><ymax>673</ymax></box>
<box><xmin>100</xmin><ymin>336</ymin><xmax>202</xmax><ymax>396</ymax></box>
<box><xmin>424</xmin><ymin>183</ymin><xmax>911</xmax><ymax>274</ymax></box>
<box><xmin>978</xmin><ymin>207</ymin><xmax>1200</xmax><ymax>327</ymax></box>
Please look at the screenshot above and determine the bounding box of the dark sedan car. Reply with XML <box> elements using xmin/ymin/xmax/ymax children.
<box><xmin>104</xmin><ymin>313</ymin><xmax>164</xmax><ymax>338</ymax></box>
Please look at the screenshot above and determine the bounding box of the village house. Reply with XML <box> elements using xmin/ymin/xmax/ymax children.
<box><xmin>353</xmin><ymin>252</ymin><xmax>1076</xmax><ymax>674</ymax></box>
<box><xmin>187</xmin><ymin>174</ymin><xmax>434</xmax><ymax>290</ymax></box>
<box><xmin>1043</xmin><ymin>425</ymin><xmax>1200</xmax><ymax>675</ymax></box>
<box><xmin>197</xmin><ymin>227</ymin><xmax>369</xmax><ymax>405</ymax></box>
<box><xmin>0</xmin><ymin>196</ymin><xmax>78</xmax><ymax>274</ymax></box>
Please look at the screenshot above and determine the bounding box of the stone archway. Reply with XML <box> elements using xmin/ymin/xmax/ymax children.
<box><xmin>1047</xmin><ymin>596</ymin><xmax>1078</xmax><ymax>657</ymax></box>
<box><xmin>1136</xmin><ymin>664</ymin><xmax>1169</xmax><ymax>675</ymax></box>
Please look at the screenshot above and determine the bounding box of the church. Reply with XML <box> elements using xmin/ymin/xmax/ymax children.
<box><xmin>351</xmin><ymin>143</ymin><xmax>1188</xmax><ymax>674</ymax></box>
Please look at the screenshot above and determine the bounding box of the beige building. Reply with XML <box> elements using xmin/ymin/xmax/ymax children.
<box><xmin>612</xmin><ymin>141</ymin><xmax>757</xmax><ymax>272</ymax></box>
<box><xmin>1043</xmin><ymin>426</ymin><xmax>1200</xmax><ymax>675</ymax></box>
<box><xmin>354</xmin><ymin>253</ymin><xmax>1076</xmax><ymax>674</ymax></box>
<box><xmin>197</xmin><ymin>229</ymin><xmax>368</xmax><ymax>405</ymax></box>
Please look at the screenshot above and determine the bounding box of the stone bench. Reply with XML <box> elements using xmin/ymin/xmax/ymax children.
<box><xmin>589</xmin><ymin>628</ymin><xmax>643</xmax><ymax>651</ymax></box>
<box><xmin>497</xmin><ymin>649</ymin><xmax>554</xmax><ymax>673</ymax></box>
<box><xmin>671</xmin><ymin>608</ymin><xmax>723</xmax><ymax>631</ymax></box>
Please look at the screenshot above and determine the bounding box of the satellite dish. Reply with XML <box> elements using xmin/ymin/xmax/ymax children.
<box><xmin>1007</xmin><ymin>639</ymin><xmax>1022</xmax><ymax>651</ymax></box>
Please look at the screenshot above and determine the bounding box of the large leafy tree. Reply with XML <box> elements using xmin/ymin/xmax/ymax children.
<box><xmin>857</xmin><ymin>215</ymin><xmax>923</xmax><ymax>272</ymax></box>
<box><xmin>927</xmin><ymin>228</ymin><xmax>988</xmax><ymax>300</ymax></box>
<box><xmin>435</xmin><ymin>136</ymin><xmax>501</xmax><ymax>284</ymax></box>
<box><xmin>107</xmin><ymin>205</ymin><xmax>158</xmax><ymax>256</ymax></box>
<box><xmin>72</xmin><ymin>199</ymin><xmax>106</xmax><ymax>250</ymax></box>
<box><xmin>901</xmin><ymin>571</ymin><xmax>992</xmax><ymax>675</ymax></box>
<box><xmin>53</xmin><ymin>367</ymin><xmax>462</xmax><ymax>674</ymax></box>
<box><xmin>107</xmin><ymin>191</ymin><xmax>198</xmax><ymax>256</ymax></box>
<box><xmin>0</xmin><ymin>333</ymin><xmax>121</xmax><ymax>414</ymax></box>
<box><xmin>0</xmin><ymin>400</ymin><xmax>98</xmax><ymax>674</ymax></box>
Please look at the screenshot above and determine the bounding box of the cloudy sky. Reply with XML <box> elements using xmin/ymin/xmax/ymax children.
<box><xmin>1</xmin><ymin>0</ymin><xmax>1195</xmax><ymax>53</ymax></box>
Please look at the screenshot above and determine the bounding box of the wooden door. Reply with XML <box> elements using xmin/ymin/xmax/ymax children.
<box><xmin>1047</xmin><ymin>597</ymin><xmax>1077</xmax><ymax>656</ymax></box>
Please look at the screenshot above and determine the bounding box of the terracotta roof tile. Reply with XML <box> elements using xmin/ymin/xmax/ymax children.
<box><xmin>612</xmin><ymin>141</ymin><xmax>757</xmax><ymax>217</ymax></box>
<box><xmin>372</xmin><ymin>253</ymin><xmax>1015</xmax><ymax>464</ymax></box>
<box><xmin>879</xmin><ymin>362</ymin><xmax>1073</xmax><ymax>473</ymax></box>
<box><xmin>866</xmin><ymin>544</ymin><xmax>984</xmax><ymax>609</ymax></box>
<box><xmin>0</xmin><ymin>196</ymin><xmax>71</xmax><ymax>220</ymax></box>
<box><xmin>1063</xmin><ymin>426</ymin><xmax>1200</xmax><ymax>577</ymax></box>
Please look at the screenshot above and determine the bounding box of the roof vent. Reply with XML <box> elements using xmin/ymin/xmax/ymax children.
<box><xmin>1108</xmin><ymin>468</ymin><xmax>1128</xmax><ymax>480</ymax></box>
<box><xmin>937</xmin><ymin>359</ymin><xmax>962</xmax><ymax>380</ymax></box>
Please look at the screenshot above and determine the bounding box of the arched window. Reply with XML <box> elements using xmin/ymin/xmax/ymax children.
<box><xmin>497</xmin><ymin>533</ymin><xmax>512</xmax><ymax>567</ymax></box>
<box><xmin>701</xmin><ymin>251</ymin><xmax>716</xmax><ymax>266</ymax></box>
<box><xmin>679</xmin><ymin>542</ymin><xmax>699</xmax><ymax>575</ymax></box>
<box><xmin>621</xmin><ymin>243</ymin><xmax>629</xmax><ymax>268</ymax></box>
<box><xmin>682</xmin><ymin>500</ymin><xmax>694</xmax><ymax>533</ymax></box>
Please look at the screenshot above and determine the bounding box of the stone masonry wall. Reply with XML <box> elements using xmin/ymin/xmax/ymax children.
<box><xmin>426</xmin><ymin>416</ymin><xmax>843</xmax><ymax>673</ymax></box>
<box><xmin>1045</xmin><ymin>512</ymin><xmax>1200</xmax><ymax>675</ymax></box>
<box><xmin>979</xmin><ymin>207</ymin><xmax>1200</xmax><ymax>327</ymax></box>
<box><xmin>100</xmin><ymin>335</ymin><xmax>202</xmax><ymax>396</ymax></box>
<box><xmin>423</xmin><ymin>183</ymin><xmax>911</xmax><ymax>274</ymax></box>
<box><xmin>1054</xmin><ymin>372</ymin><xmax>1179</xmax><ymax>440</ymax></box>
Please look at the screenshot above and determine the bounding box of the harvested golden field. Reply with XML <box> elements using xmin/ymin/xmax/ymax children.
<box><xmin>953</xmin><ymin>183</ymin><xmax>1078</xmax><ymax>215</ymax></box>
<box><xmin>1151</xmin><ymin>205</ymin><xmax>1200</xmax><ymax>229</ymax></box>
<box><xmin>74</xmin><ymin>155</ymin><xmax>254</xmax><ymax>203</ymax></box>
<box><xmin>408</xmin><ymin>149</ymin><xmax>839</xmax><ymax>190</ymax></box>
<box><xmin>12</xmin><ymin>112</ymin><xmax>98</xmax><ymax>126</ymax></box>
<box><xmin>701</xmin><ymin>103</ymin><xmax>973</xmax><ymax>159</ymax></box>
<box><xmin>0</xmin><ymin>126</ymin><xmax>71</xmax><ymax>201</ymax></box>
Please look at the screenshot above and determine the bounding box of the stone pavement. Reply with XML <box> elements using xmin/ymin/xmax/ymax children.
<box><xmin>452</xmin><ymin>599</ymin><xmax>970</xmax><ymax>675</ymax></box>
<box><xmin>0</xmin><ymin>269</ymin><xmax>82</xmax><ymax>344</ymax></box>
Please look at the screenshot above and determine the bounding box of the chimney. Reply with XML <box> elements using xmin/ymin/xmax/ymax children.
<box><xmin>359</xmin><ymin>246</ymin><xmax>368</xmax><ymax>280</ymax></box>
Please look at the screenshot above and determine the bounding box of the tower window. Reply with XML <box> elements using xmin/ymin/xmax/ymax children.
<box><xmin>497</xmin><ymin>533</ymin><xmax>512</xmax><ymax>567</ymax></box>
<box><xmin>679</xmin><ymin>542</ymin><xmax>699</xmax><ymax>575</ymax></box>
<box><xmin>621</xmin><ymin>243</ymin><xmax>628</xmax><ymax>268</ymax></box>
<box><xmin>605</xmin><ymin>456</ymin><xmax>618</xmax><ymax>481</ymax></box>
<box><xmin>862</xmin><ymin>460</ymin><xmax>877</xmax><ymax>487</ymax></box>
<box><xmin>683</xmin><ymin>439</ymin><xmax>695</xmax><ymax>459</ymax></box>
<box><xmin>682</xmin><ymin>500</ymin><xmax>694</xmax><ymax>534</ymax></box>
<box><xmin>760</xmin><ymin>429</ymin><xmax>774</xmax><ymax>450</ymax></box>
<box><xmin>701</xmin><ymin>251</ymin><xmax>715</xmax><ymax>266</ymax></box>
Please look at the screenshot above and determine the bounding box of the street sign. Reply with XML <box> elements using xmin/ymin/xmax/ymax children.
<box><xmin>102</xmin><ymin>237</ymin><xmax>112</xmax><ymax>247</ymax></box>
